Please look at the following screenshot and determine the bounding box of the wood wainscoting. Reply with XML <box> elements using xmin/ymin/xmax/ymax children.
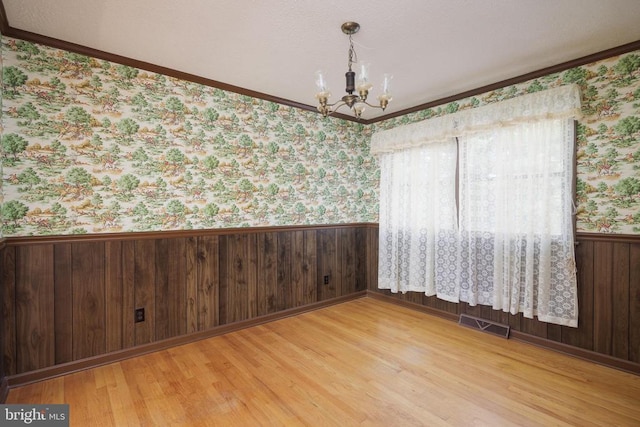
<box><xmin>368</xmin><ymin>230</ymin><xmax>640</xmax><ymax>374</ymax></box>
<box><xmin>0</xmin><ymin>238</ymin><xmax>6</xmax><ymax>402</ymax></box>
<box><xmin>2</xmin><ymin>224</ymin><xmax>638</xmax><ymax>391</ymax></box>
<box><xmin>0</xmin><ymin>224</ymin><xmax>378</xmax><ymax>387</ymax></box>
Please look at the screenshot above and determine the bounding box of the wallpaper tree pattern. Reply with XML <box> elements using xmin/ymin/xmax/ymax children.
<box><xmin>1</xmin><ymin>37</ymin><xmax>640</xmax><ymax>236</ymax></box>
<box><xmin>1</xmin><ymin>38</ymin><xmax>378</xmax><ymax>236</ymax></box>
<box><xmin>375</xmin><ymin>50</ymin><xmax>640</xmax><ymax>235</ymax></box>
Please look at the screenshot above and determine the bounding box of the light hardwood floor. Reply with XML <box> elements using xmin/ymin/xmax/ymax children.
<box><xmin>7</xmin><ymin>297</ymin><xmax>640</xmax><ymax>426</ymax></box>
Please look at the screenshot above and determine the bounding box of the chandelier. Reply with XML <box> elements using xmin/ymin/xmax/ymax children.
<box><xmin>314</xmin><ymin>22</ymin><xmax>392</xmax><ymax>119</ymax></box>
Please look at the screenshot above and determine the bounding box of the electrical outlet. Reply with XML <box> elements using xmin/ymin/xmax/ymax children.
<box><xmin>135</xmin><ymin>308</ymin><xmax>145</xmax><ymax>323</ymax></box>
<box><xmin>323</xmin><ymin>275</ymin><xmax>329</xmax><ymax>285</ymax></box>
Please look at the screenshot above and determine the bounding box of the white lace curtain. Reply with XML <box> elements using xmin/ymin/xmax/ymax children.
<box><xmin>373</xmin><ymin>85</ymin><xmax>582</xmax><ymax>327</ymax></box>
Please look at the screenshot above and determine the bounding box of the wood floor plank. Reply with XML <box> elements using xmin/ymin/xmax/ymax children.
<box><xmin>7</xmin><ymin>297</ymin><xmax>640</xmax><ymax>426</ymax></box>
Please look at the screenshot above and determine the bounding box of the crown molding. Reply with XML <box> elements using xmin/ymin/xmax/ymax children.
<box><xmin>1</xmin><ymin>1</ymin><xmax>639</xmax><ymax>125</ymax></box>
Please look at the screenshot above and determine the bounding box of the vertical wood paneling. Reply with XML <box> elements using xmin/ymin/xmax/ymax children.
<box><xmin>395</xmin><ymin>288</ymin><xmax>420</xmax><ymax>305</ymax></box>
<box><xmin>462</xmin><ymin>303</ymin><xmax>482</xmax><ymax>318</ymax></box>
<box><xmin>317</xmin><ymin>229</ymin><xmax>337</xmax><ymax>301</ymax></box>
<box><xmin>220</xmin><ymin>234</ymin><xmax>257</xmax><ymax>324</ymax></box>
<box><xmin>72</xmin><ymin>242</ymin><xmax>106</xmax><ymax>360</ymax></box>
<box><xmin>480</xmin><ymin>306</ymin><xmax>494</xmax><ymax>325</ymax></box>
<box><xmin>154</xmin><ymin>238</ymin><xmax>189</xmax><ymax>341</ymax></box>
<box><xmin>521</xmin><ymin>316</ymin><xmax>548</xmax><ymax>338</ymax></box>
<box><xmin>218</xmin><ymin>236</ymin><xmax>229</xmax><ymax>325</ymax></box>
<box><xmin>134</xmin><ymin>240</ymin><xmax>156</xmax><ymax>345</ymax></box>
<box><xmin>53</xmin><ymin>244</ymin><xmax>72</xmax><ymax>364</ymax></box>
<box><xmin>612</xmin><ymin>243</ymin><xmax>629</xmax><ymax>360</ymax></box>
<box><xmin>434</xmin><ymin>297</ymin><xmax>459</xmax><ymax>315</ymax></box>
<box><xmin>495</xmin><ymin>307</ymin><xmax>511</xmax><ymax>328</ymax></box>
<box><xmin>302</xmin><ymin>230</ymin><xmax>317</xmax><ymax>305</ymax></box>
<box><xmin>278</xmin><ymin>231</ymin><xmax>309</xmax><ymax>309</ymax></box>
<box><xmin>427</xmin><ymin>295</ymin><xmax>441</xmax><ymax>310</ymax></box>
<box><xmin>562</xmin><ymin>240</ymin><xmax>594</xmax><ymax>350</ymax></box>
<box><xmin>291</xmin><ymin>231</ymin><xmax>306</xmax><ymax>308</ymax></box>
<box><xmin>185</xmin><ymin>237</ymin><xmax>198</xmax><ymax>334</ymax></box>
<box><xmin>257</xmin><ymin>233</ymin><xmax>278</xmax><ymax>316</ymax></box>
<box><xmin>16</xmin><ymin>245</ymin><xmax>54</xmax><ymax>373</ymax></box>
<box><xmin>487</xmin><ymin>307</ymin><xmax>501</xmax><ymax>324</ymax></box>
<box><xmin>593</xmin><ymin>241</ymin><xmax>613</xmax><ymax>355</ymax></box>
<box><xmin>226</xmin><ymin>234</ymin><xmax>246</xmax><ymax>323</ymax></box>
<box><xmin>0</xmin><ymin>246</ymin><xmax>3</xmax><ymax>386</ymax></box>
<box><xmin>507</xmin><ymin>310</ymin><xmax>521</xmax><ymax>332</ymax></box>
<box><xmin>338</xmin><ymin>228</ymin><xmax>356</xmax><ymax>296</ymax></box>
<box><xmin>546</xmin><ymin>323</ymin><xmax>562</xmax><ymax>343</ymax></box>
<box><xmin>1</xmin><ymin>247</ymin><xmax>17</xmax><ymax>376</ymax></box>
<box><xmin>5</xmin><ymin>227</ymin><xmax>638</xmax><ymax>378</ymax></box>
<box><xmin>406</xmin><ymin>291</ymin><xmax>424</xmax><ymax>305</ymax></box>
<box><xmin>197</xmin><ymin>236</ymin><xmax>219</xmax><ymax>330</ymax></box>
<box><xmin>247</xmin><ymin>234</ymin><xmax>258</xmax><ymax>320</ymax></box>
<box><xmin>154</xmin><ymin>238</ymin><xmax>170</xmax><ymax>341</ymax></box>
<box><xmin>105</xmin><ymin>241</ymin><xmax>123</xmax><ymax>353</ymax></box>
<box><xmin>630</xmin><ymin>243</ymin><xmax>640</xmax><ymax>363</ymax></box>
<box><xmin>355</xmin><ymin>228</ymin><xmax>367</xmax><ymax>292</ymax></box>
<box><xmin>277</xmin><ymin>232</ymin><xmax>293</xmax><ymax>310</ymax></box>
<box><xmin>174</xmin><ymin>237</ymin><xmax>191</xmax><ymax>335</ymax></box>
<box><xmin>366</xmin><ymin>227</ymin><xmax>378</xmax><ymax>291</ymax></box>
<box><xmin>334</xmin><ymin>229</ymin><xmax>344</xmax><ymax>297</ymax></box>
<box><xmin>275</xmin><ymin>230</ymin><xmax>314</xmax><ymax>309</ymax></box>
<box><xmin>122</xmin><ymin>241</ymin><xmax>136</xmax><ymax>349</ymax></box>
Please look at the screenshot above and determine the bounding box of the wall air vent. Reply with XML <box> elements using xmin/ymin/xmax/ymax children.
<box><xmin>459</xmin><ymin>314</ymin><xmax>510</xmax><ymax>339</ymax></box>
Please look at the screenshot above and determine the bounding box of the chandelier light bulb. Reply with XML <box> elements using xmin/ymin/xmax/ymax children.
<box><xmin>378</xmin><ymin>74</ymin><xmax>393</xmax><ymax>102</ymax></box>
<box><xmin>356</xmin><ymin>63</ymin><xmax>373</xmax><ymax>92</ymax></box>
<box><xmin>314</xmin><ymin>70</ymin><xmax>331</xmax><ymax>98</ymax></box>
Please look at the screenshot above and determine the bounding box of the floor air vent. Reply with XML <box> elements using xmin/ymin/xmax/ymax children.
<box><xmin>459</xmin><ymin>314</ymin><xmax>510</xmax><ymax>339</ymax></box>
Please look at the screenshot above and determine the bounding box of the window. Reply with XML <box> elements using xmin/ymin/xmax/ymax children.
<box><xmin>372</xmin><ymin>85</ymin><xmax>581</xmax><ymax>327</ymax></box>
<box><xmin>459</xmin><ymin>120</ymin><xmax>571</xmax><ymax>235</ymax></box>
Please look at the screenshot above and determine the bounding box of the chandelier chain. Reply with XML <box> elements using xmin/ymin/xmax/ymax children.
<box><xmin>347</xmin><ymin>34</ymin><xmax>358</xmax><ymax>72</ymax></box>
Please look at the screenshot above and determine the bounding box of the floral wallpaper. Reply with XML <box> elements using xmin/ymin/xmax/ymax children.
<box><xmin>1</xmin><ymin>36</ymin><xmax>639</xmax><ymax>236</ymax></box>
<box><xmin>0</xmin><ymin>37</ymin><xmax>378</xmax><ymax>236</ymax></box>
<box><xmin>375</xmin><ymin>50</ymin><xmax>640</xmax><ymax>234</ymax></box>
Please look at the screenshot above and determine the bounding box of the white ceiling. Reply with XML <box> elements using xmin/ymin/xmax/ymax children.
<box><xmin>4</xmin><ymin>0</ymin><xmax>640</xmax><ymax>120</ymax></box>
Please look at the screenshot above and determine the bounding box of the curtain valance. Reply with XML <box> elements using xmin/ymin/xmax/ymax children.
<box><xmin>371</xmin><ymin>84</ymin><xmax>582</xmax><ymax>154</ymax></box>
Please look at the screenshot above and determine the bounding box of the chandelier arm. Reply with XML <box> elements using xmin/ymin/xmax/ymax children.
<box><xmin>323</xmin><ymin>100</ymin><xmax>346</xmax><ymax>110</ymax></box>
<box><xmin>331</xmin><ymin>101</ymin><xmax>348</xmax><ymax>113</ymax></box>
<box><xmin>318</xmin><ymin>100</ymin><xmax>347</xmax><ymax>117</ymax></box>
<box><xmin>361</xmin><ymin>100</ymin><xmax>385</xmax><ymax>110</ymax></box>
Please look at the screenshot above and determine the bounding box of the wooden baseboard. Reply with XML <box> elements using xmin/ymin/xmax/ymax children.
<box><xmin>0</xmin><ymin>377</ymin><xmax>8</xmax><ymax>403</ymax></box>
<box><xmin>508</xmin><ymin>331</ymin><xmax>640</xmax><ymax>375</ymax></box>
<box><xmin>365</xmin><ymin>291</ymin><xmax>460</xmax><ymax>322</ymax></box>
<box><xmin>366</xmin><ymin>291</ymin><xmax>640</xmax><ymax>376</ymax></box>
<box><xmin>7</xmin><ymin>292</ymin><xmax>367</xmax><ymax>388</ymax></box>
